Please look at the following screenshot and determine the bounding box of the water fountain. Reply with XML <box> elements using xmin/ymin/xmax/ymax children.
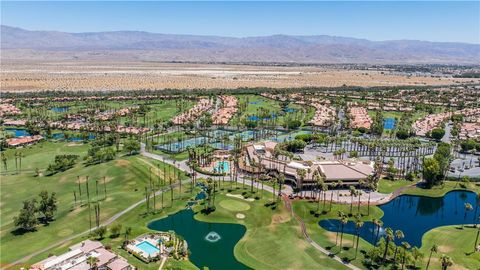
<box><xmin>205</xmin><ymin>231</ymin><xmax>221</xmax><ymax>243</ymax></box>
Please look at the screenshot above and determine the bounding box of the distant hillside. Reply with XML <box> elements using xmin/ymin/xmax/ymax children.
<box><xmin>1</xmin><ymin>25</ymin><xmax>479</xmax><ymax>64</ymax></box>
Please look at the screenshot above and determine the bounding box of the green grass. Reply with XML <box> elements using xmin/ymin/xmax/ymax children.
<box><xmin>293</xmin><ymin>199</ymin><xmax>384</xmax><ymax>269</ymax></box>
<box><xmin>377</xmin><ymin>179</ymin><xmax>414</xmax><ymax>194</ymax></box>
<box><xmin>194</xmin><ymin>188</ymin><xmax>349</xmax><ymax>270</ymax></box>
<box><xmin>218</xmin><ymin>199</ymin><xmax>251</xmax><ymax>211</ymax></box>
<box><xmin>401</xmin><ymin>181</ymin><xmax>479</xmax><ymax>197</ymax></box>
<box><xmin>294</xmin><ymin>184</ymin><xmax>479</xmax><ymax>270</ymax></box>
<box><xmin>1</xmin><ymin>141</ymin><xmax>90</xmax><ymax>174</ymax></box>
<box><xmin>230</xmin><ymin>94</ymin><xmax>307</xmax><ymax>127</ymax></box>
<box><xmin>23</xmin><ymin>185</ymin><xmax>348</xmax><ymax>270</ymax></box>
<box><xmin>368</xmin><ymin>110</ymin><xmax>404</xmax><ymax>120</ymax></box>
<box><xmin>25</xmin><ymin>183</ymin><xmax>198</xmax><ymax>270</ymax></box>
<box><xmin>419</xmin><ymin>225</ymin><xmax>480</xmax><ymax>269</ymax></box>
<box><xmin>0</xmin><ymin>142</ymin><xmax>187</xmax><ymax>265</ymax></box>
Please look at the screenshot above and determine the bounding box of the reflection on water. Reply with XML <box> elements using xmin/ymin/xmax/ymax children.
<box><xmin>148</xmin><ymin>209</ymin><xmax>250</xmax><ymax>270</ymax></box>
<box><xmin>320</xmin><ymin>190</ymin><xmax>477</xmax><ymax>247</ymax></box>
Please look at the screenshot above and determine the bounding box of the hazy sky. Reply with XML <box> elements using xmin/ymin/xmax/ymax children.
<box><xmin>2</xmin><ymin>1</ymin><xmax>479</xmax><ymax>43</ymax></box>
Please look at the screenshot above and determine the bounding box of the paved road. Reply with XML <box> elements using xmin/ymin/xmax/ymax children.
<box><xmin>442</xmin><ymin>121</ymin><xmax>452</xmax><ymax>143</ymax></box>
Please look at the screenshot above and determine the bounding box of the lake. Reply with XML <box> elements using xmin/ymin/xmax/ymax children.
<box><xmin>319</xmin><ymin>190</ymin><xmax>477</xmax><ymax>247</ymax></box>
<box><xmin>148</xmin><ymin>209</ymin><xmax>250</xmax><ymax>270</ymax></box>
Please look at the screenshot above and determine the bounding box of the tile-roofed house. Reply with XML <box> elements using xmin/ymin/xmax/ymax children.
<box><xmin>29</xmin><ymin>240</ymin><xmax>134</xmax><ymax>270</ymax></box>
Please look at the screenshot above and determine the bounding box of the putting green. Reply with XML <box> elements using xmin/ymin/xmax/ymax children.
<box><xmin>219</xmin><ymin>199</ymin><xmax>251</xmax><ymax>212</ymax></box>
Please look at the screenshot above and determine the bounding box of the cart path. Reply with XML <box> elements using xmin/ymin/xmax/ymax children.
<box><xmin>282</xmin><ymin>195</ymin><xmax>361</xmax><ymax>270</ymax></box>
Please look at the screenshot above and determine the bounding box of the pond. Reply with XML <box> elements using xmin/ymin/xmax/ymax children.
<box><xmin>52</xmin><ymin>133</ymin><xmax>95</xmax><ymax>141</ymax></box>
<box><xmin>247</xmin><ymin>114</ymin><xmax>277</xmax><ymax>121</ymax></box>
<box><xmin>148</xmin><ymin>209</ymin><xmax>250</xmax><ymax>270</ymax></box>
<box><xmin>4</xmin><ymin>128</ymin><xmax>30</xmax><ymax>137</ymax></box>
<box><xmin>319</xmin><ymin>190</ymin><xmax>477</xmax><ymax>248</ymax></box>
<box><xmin>51</xmin><ymin>106</ymin><xmax>69</xmax><ymax>113</ymax></box>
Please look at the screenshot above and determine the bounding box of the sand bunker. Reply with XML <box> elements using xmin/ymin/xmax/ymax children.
<box><xmin>236</xmin><ymin>213</ymin><xmax>246</xmax><ymax>219</ymax></box>
<box><xmin>226</xmin><ymin>193</ymin><xmax>255</xmax><ymax>202</ymax></box>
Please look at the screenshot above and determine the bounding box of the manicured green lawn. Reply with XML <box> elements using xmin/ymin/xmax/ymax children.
<box><xmin>0</xmin><ymin>142</ymin><xmax>187</xmax><ymax>265</ymax></box>
<box><xmin>1</xmin><ymin>141</ymin><xmax>90</xmax><ymax>174</ymax></box>
<box><xmin>377</xmin><ymin>179</ymin><xmax>415</xmax><ymax>194</ymax></box>
<box><xmin>294</xmin><ymin>183</ymin><xmax>480</xmax><ymax>270</ymax></box>
<box><xmin>25</xmin><ymin>183</ymin><xmax>198</xmax><ymax>270</ymax></box>
<box><xmin>231</xmin><ymin>94</ymin><xmax>308</xmax><ymax>127</ymax></box>
<box><xmin>194</xmin><ymin>188</ymin><xmax>348</xmax><ymax>270</ymax></box>
<box><xmin>23</xmin><ymin>184</ymin><xmax>348</xmax><ymax>270</ymax></box>
<box><xmin>401</xmin><ymin>181</ymin><xmax>479</xmax><ymax>197</ymax></box>
<box><xmin>419</xmin><ymin>225</ymin><xmax>480</xmax><ymax>269</ymax></box>
<box><xmin>293</xmin><ymin>199</ymin><xmax>384</xmax><ymax>269</ymax></box>
<box><xmin>368</xmin><ymin>110</ymin><xmax>404</xmax><ymax>120</ymax></box>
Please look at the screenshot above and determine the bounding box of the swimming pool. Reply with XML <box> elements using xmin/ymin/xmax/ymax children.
<box><xmin>5</xmin><ymin>128</ymin><xmax>30</xmax><ymax>137</ymax></box>
<box><xmin>384</xmin><ymin>118</ymin><xmax>396</xmax><ymax>130</ymax></box>
<box><xmin>214</xmin><ymin>161</ymin><xmax>230</xmax><ymax>173</ymax></box>
<box><xmin>136</xmin><ymin>241</ymin><xmax>160</xmax><ymax>255</ymax></box>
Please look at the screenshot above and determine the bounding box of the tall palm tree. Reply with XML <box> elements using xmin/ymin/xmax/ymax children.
<box><xmin>329</xmin><ymin>182</ymin><xmax>337</xmax><ymax>211</ymax></box>
<box><xmin>123</xmin><ymin>226</ymin><xmax>132</xmax><ymax>244</ymax></box>
<box><xmin>354</xmin><ymin>214</ymin><xmax>364</xmax><ymax>259</ymax></box>
<box><xmin>440</xmin><ymin>254</ymin><xmax>453</xmax><ymax>270</ymax></box>
<box><xmin>425</xmin><ymin>244</ymin><xmax>438</xmax><ymax>270</ymax></box>
<box><xmin>382</xmin><ymin>227</ymin><xmax>394</xmax><ymax>263</ymax></box>
<box><xmin>335</xmin><ymin>211</ymin><xmax>344</xmax><ymax>246</ymax></box>
<box><xmin>349</xmin><ymin>186</ymin><xmax>356</xmax><ymax>215</ymax></box>
<box><xmin>401</xmin><ymin>241</ymin><xmax>410</xmax><ymax>270</ymax></box>
<box><xmin>393</xmin><ymin>230</ymin><xmax>405</xmax><ymax>262</ymax></box>
<box><xmin>374</xmin><ymin>219</ymin><xmax>383</xmax><ymax>244</ymax></box>
<box><xmin>339</xmin><ymin>214</ymin><xmax>348</xmax><ymax>251</ymax></box>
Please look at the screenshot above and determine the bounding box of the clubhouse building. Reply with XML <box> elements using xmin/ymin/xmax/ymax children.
<box><xmin>240</xmin><ymin>141</ymin><xmax>374</xmax><ymax>189</ymax></box>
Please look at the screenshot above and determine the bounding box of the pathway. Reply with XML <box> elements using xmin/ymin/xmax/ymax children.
<box><xmin>3</xmin><ymin>179</ymin><xmax>191</xmax><ymax>270</ymax></box>
<box><xmin>6</xmin><ymin>144</ymin><xmax>406</xmax><ymax>269</ymax></box>
<box><xmin>158</xmin><ymin>256</ymin><xmax>167</xmax><ymax>270</ymax></box>
<box><xmin>282</xmin><ymin>195</ymin><xmax>361</xmax><ymax>270</ymax></box>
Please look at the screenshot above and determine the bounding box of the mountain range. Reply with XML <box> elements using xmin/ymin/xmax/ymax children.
<box><xmin>2</xmin><ymin>25</ymin><xmax>479</xmax><ymax>64</ymax></box>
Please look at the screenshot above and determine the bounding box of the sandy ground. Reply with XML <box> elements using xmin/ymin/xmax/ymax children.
<box><xmin>1</xmin><ymin>61</ymin><xmax>474</xmax><ymax>92</ymax></box>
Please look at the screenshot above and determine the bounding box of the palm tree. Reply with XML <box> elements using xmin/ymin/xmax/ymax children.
<box><xmin>374</xmin><ymin>219</ymin><xmax>383</xmax><ymax>244</ymax></box>
<box><xmin>315</xmin><ymin>175</ymin><xmax>324</xmax><ymax>213</ymax></box>
<box><xmin>335</xmin><ymin>211</ymin><xmax>344</xmax><ymax>246</ymax></box>
<box><xmin>349</xmin><ymin>186</ymin><xmax>356</xmax><ymax>215</ymax></box>
<box><xmin>339</xmin><ymin>214</ymin><xmax>348</xmax><ymax>251</ymax></box>
<box><xmin>329</xmin><ymin>182</ymin><xmax>337</xmax><ymax>211</ymax></box>
<box><xmin>297</xmin><ymin>168</ymin><xmax>307</xmax><ymax>196</ymax></box>
<box><xmin>393</xmin><ymin>230</ymin><xmax>405</xmax><ymax>262</ymax></box>
<box><xmin>426</xmin><ymin>244</ymin><xmax>438</xmax><ymax>270</ymax></box>
<box><xmin>440</xmin><ymin>254</ymin><xmax>453</xmax><ymax>270</ymax></box>
<box><xmin>411</xmin><ymin>247</ymin><xmax>423</xmax><ymax>269</ymax></box>
<box><xmin>336</xmin><ymin>180</ymin><xmax>343</xmax><ymax>201</ymax></box>
<box><xmin>382</xmin><ymin>227</ymin><xmax>394</xmax><ymax>263</ymax></box>
<box><xmin>87</xmin><ymin>256</ymin><xmax>99</xmax><ymax>270</ymax></box>
<box><xmin>464</xmin><ymin>203</ymin><xmax>473</xmax><ymax>228</ymax></box>
<box><xmin>354</xmin><ymin>214</ymin><xmax>364</xmax><ymax>259</ymax></box>
<box><xmin>401</xmin><ymin>241</ymin><xmax>410</xmax><ymax>270</ymax></box>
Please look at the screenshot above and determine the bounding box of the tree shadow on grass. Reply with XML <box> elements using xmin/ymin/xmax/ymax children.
<box><xmin>11</xmin><ymin>227</ymin><xmax>36</xmax><ymax>236</ymax></box>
